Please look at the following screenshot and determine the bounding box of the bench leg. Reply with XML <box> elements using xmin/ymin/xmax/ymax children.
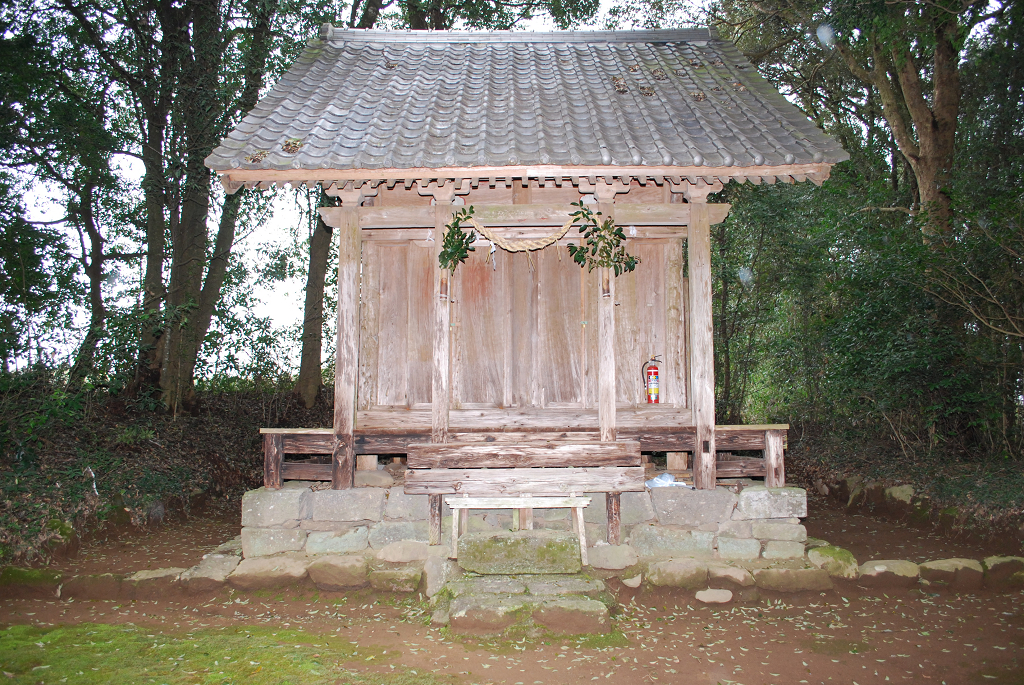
<box><xmin>519</xmin><ymin>508</ymin><xmax>533</xmax><ymax>530</ymax></box>
<box><xmin>765</xmin><ymin>429</ymin><xmax>786</xmax><ymax>487</ymax></box>
<box><xmin>459</xmin><ymin>509</ymin><xmax>469</xmax><ymax>536</ymax></box>
<box><xmin>428</xmin><ymin>495</ymin><xmax>442</xmax><ymax>546</ymax></box>
<box><xmin>450</xmin><ymin>510</ymin><xmax>459</xmax><ymax>559</ymax></box>
<box><xmin>264</xmin><ymin>434</ymin><xmax>283</xmax><ymax>489</ymax></box>
<box><xmin>572</xmin><ymin>507</ymin><xmax>589</xmax><ymax>566</ymax></box>
<box><xmin>606</xmin><ymin>493</ymin><xmax>621</xmax><ymax>545</ymax></box>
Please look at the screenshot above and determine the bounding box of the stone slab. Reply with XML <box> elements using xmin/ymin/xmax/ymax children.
<box><xmin>857</xmin><ymin>560</ymin><xmax>920</xmax><ymax>588</ymax></box>
<box><xmin>717</xmin><ymin>520</ymin><xmax>753</xmax><ymax>539</ymax></box>
<box><xmin>228</xmin><ymin>554</ymin><xmax>309</xmax><ymax>591</ymax></box>
<box><xmin>753</xmin><ymin>568</ymin><xmax>833</xmax><ymax>592</ymax></box>
<box><xmin>384</xmin><ymin>487</ymin><xmax>430</xmax><ymax>520</ymax></box>
<box><xmin>378</xmin><ymin>540</ymin><xmax>429</xmax><ymax>563</ymax></box>
<box><xmin>311</xmin><ymin>489</ymin><xmax>385</xmax><ymax>522</ymax></box>
<box><xmin>458</xmin><ymin>530</ymin><xmax>581</xmax><ymax>575</ymax></box>
<box><xmin>984</xmin><ymin>556</ymin><xmax>1024</xmax><ymax>591</ymax></box>
<box><xmin>708</xmin><ymin>564</ymin><xmax>755</xmax><ymax>587</ymax></box>
<box><xmin>305</xmin><ymin>527</ymin><xmax>369</xmax><ymax>555</ymax></box>
<box><xmin>368</xmin><ymin>521</ymin><xmax>429</xmax><ymax>549</ymax></box>
<box><xmin>717</xmin><ymin>537</ymin><xmax>761</xmax><ymax>560</ymax></box>
<box><xmin>0</xmin><ymin>567</ymin><xmax>62</xmax><ymax>600</ymax></box>
<box><xmin>180</xmin><ymin>554</ymin><xmax>240</xmax><ymax>593</ymax></box>
<box><xmin>583</xmin><ymin>492</ymin><xmax>656</xmax><ymax>525</ymax></box>
<box><xmin>647</xmin><ymin>559</ymin><xmax>708</xmax><ymax>589</ymax></box>
<box><xmin>733</xmin><ymin>486</ymin><xmax>807</xmax><ymax>520</ymax></box>
<box><xmin>447</xmin><ymin>577</ymin><xmax>528</xmax><ymax>596</ymax></box>
<box><xmin>241</xmin><ymin>487</ymin><xmax>312</xmax><ymax>527</ymax></box>
<box><xmin>213</xmin><ymin>536</ymin><xmax>243</xmax><ymax>556</ymax></box>
<box><xmin>448</xmin><ymin>595</ymin><xmax>528</xmax><ymax>635</ymax></box>
<box><xmin>920</xmin><ymin>558</ymin><xmax>984</xmax><ymax>591</ymax></box>
<box><xmin>423</xmin><ymin>556</ymin><xmax>460</xmax><ymax>598</ymax></box>
<box><xmin>307</xmin><ymin>555</ymin><xmax>368</xmax><ymax>590</ymax></box>
<box><xmin>62</xmin><ymin>573</ymin><xmax>131</xmax><ymax>601</ymax></box>
<box><xmin>532</xmin><ymin>598</ymin><xmax>610</xmax><ymax>634</ymax></box>
<box><xmin>128</xmin><ymin>567</ymin><xmax>185</xmax><ymax>600</ymax></box>
<box><xmin>762</xmin><ymin>540</ymin><xmax>806</xmax><ymax>559</ymax></box>
<box><xmin>651</xmin><ymin>487</ymin><xmax>737</xmax><ymax>526</ymax></box>
<box><xmin>695</xmin><ymin>588</ymin><xmax>733</xmax><ymax>604</ymax></box>
<box><xmin>588</xmin><ymin>544</ymin><xmax>638</xmax><ymax>570</ymax></box>
<box><xmin>355</xmin><ymin>470</ymin><xmax>394</xmax><ymax>488</ymax></box>
<box><xmin>628</xmin><ymin>524</ymin><xmax>714</xmax><ymax>558</ymax></box>
<box><xmin>241</xmin><ymin>528</ymin><xmax>307</xmax><ymax>558</ymax></box>
<box><xmin>524</xmin><ymin>576</ymin><xmax>605</xmax><ymax>597</ymax></box>
<box><xmin>368</xmin><ymin>564</ymin><xmax>422</xmax><ymax>592</ymax></box>
<box><xmin>752</xmin><ymin>522</ymin><xmax>807</xmax><ymax>542</ymax></box>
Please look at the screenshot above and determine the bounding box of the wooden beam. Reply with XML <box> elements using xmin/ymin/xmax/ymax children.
<box><xmin>406</xmin><ymin>441</ymin><xmax>642</xmax><ymax>468</ymax></box>
<box><xmin>404</xmin><ymin>466</ymin><xmax>647</xmax><ymax>495</ymax></box>
<box><xmin>281</xmin><ymin>462</ymin><xmax>332</xmax><ymax>481</ymax></box>
<box><xmin>331</xmin><ymin>201</ymin><xmax>362</xmax><ymax>490</ymax></box>
<box><xmin>264</xmin><ymin>434</ymin><xmax>283</xmax><ymax>489</ymax></box>
<box><xmin>684</xmin><ymin>180</ymin><xmax>722</xmax><ymax>490</ymax></box>
<box><xmin>765</xmin><ymin>428</ymin><xmax>786</xmax><ymax>487</ymax></box>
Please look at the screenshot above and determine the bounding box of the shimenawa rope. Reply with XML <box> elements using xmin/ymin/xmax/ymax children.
<box><xmin>466</xmin><ymin>216</ymin><xmax>576</xmax><ymax>253</ymax></box>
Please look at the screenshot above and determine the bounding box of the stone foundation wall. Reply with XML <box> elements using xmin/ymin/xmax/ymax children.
<box><xmin>239</xmin><ymin>482</ymin><xmax>810</xmax><ymax>566</ymax></box>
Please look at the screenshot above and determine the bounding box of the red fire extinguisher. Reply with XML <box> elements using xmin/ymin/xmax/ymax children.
<box><xmin>642</xmin><ymin>356</ymin><xmax>662</xmax><ymax>404</ymax></box>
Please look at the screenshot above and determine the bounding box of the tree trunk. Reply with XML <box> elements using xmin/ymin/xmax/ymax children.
<box><xmin>294</xmin><ymin>196</ymin><xmax>335</xmax><ymax>408</ymax></box>
<box><xmin>67</xmin><ymin>183</ymin><xmax>107</xmax><ymax>391</ymax></box>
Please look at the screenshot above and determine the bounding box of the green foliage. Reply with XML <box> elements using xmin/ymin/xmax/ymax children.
<box><xmin>438</xmin><ymin>206</ymin><xmax>477</xmax><ymax>272</ymax></box>
<box><xmin>567</xmin><ymin>201</ymin><xmax>640</xmax><ymax>276</ymax></box>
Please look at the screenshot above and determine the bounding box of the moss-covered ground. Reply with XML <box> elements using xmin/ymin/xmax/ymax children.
<box><xmin>0</xmin><ymin>623</ymin><xmax>454</xmax><ymax>685</ymax></box>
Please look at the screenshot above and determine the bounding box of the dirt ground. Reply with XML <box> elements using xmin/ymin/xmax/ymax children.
<box><xmin>2</xmin><ymin>494</ymin><xmax>1022</xmax><ymax>685</ymax></box>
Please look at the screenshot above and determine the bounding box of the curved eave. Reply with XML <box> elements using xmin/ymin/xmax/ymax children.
<box><xmin>214</xmin><ymin>162</ymin><xmax>838</xmax><ymax>194</ymax></box>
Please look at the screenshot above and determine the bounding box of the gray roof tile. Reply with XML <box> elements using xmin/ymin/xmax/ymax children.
<box><xmin>207</xmin><ymin>27</ymin><xmax>848</xmax><ymax>176</ymax></box>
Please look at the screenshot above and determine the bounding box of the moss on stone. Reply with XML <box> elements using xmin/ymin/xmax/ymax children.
<box><xmin>0</xmin><ymin>566</ymin><xmax>62</xmax><ymax>586</ymax></box>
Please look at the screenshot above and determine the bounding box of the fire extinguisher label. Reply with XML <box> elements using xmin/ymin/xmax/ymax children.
<box><xmin>646</xmin><ymin>368</ymin><xmax>660</xmax><ymax>403</ymax></box>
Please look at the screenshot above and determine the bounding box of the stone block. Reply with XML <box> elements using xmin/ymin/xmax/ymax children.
<box><xmin>378</xmin><ymin>540</ymin><xmax>429</xmax><ymax>563</ymax></box>
<box><xmin>524</xmin><ymin>576</ymin><xmax>605</xmax><ymax>597</ymax></box>
<box><xmin>355</xmin><ymin>470</ymin><xmax>394</xmax><ymax>488</ymax></box>
<box><xmin>457</xmin><ymin>530</ymin><xmax>581</xmax><ymax>575</ymax></box>
<box><xmin>622</xmin><ymin>574</ymin><xmax>642</xmax><ymax>588</ymax></box>
<box><xmin>807</xmin><ymin>546</ymin><xmax>859</xmax><ymax>580</ymax></box>
<box><xmin>127</xmin><ymin>567</ymin><xmax>185</xmax><ymax>600</ymax></box>
<box><xmin>368</xmin><ymin>521</ymin><xmax>429</xmax><ymax>549</ymax></box>
<box><xmin>0</xmin><ymin>567</ymin><xmax>62</xmax><ymax>600</ymax></box>
<box><xmin>448</xmin><ymin>595</ymin><xmax>527</xmax><ymax>635</ymax></box>
<box><xmin>447</xmin><ymin>577</ymin><xmax>527</xmax><ymax>596</ymax></box>
<box><xmin>588</xmin><ymin>544</ymin><xmax>638</xmax><ymax>570</ymax></box>
<box><xmin>62</xmin><ymin>573</ymin><xmax>131</xmax><ymax>601</ymax></box>
<box><xmin>282</xmin><ymin>481</ymin><xmax>316</xmax><ymax>489</ymax></box>
<box><xmin>305</xmin><ymin>527</ymin><xmax>369</xmax><ymax>555</ymax></box>
<box><xmin>752</xmin><ymin>522</ymin><xmax>807</xmax><ymax>542</ymax></box>
<box><xmin>583</xmin><ymin>492</ymin><xmax>655</xmax><ymax>525</ymax></box>
<box><xmin>857</xmin><ymin>560</ymin><xmax>920</xmax><ymax>588</ymax></box>
<box><xmin>368</xmin><ymin>563</ymin><xmax>422</xmax><ymax>592</ymax></box>
<box><xmin>652</xmin><ymin>487</ymin><xmax>737</xmax><ymax>526</ymax></box>
<box><xmin>241</xmin><ymin>487</ymin><xmax>312</xmax><ymax>528</ymax></box>
<box><xmin>920</xmin><ymin>558</ymin><xmax>984</xmax><ymax>591</ymax></box>
<box><xmin>627</xmin><ymin>524</ymin><xmax>715</xmax><ymax>558</ymax></box>
<box><xmin>584</xmin><ymin>522</ymin><xmax>608</xmax><ymax>545</ymax></box>
<box><xmin>241</xmin><ymin>528</ymin><xmax>307</xmax><ymax>558</ymax></box>
<box><xmin>762</xmin><ymin>541</ymin><xmax>806</xmax><ymax>559</ymax></box>
<box><xmin>306</xmin><ymin>555</ymin><xmax>368</xmax><ymax>591</ymax></box>
<box><xmin>180</xmin><ymin>554</ymin><xmax>240</xmax><ymax>593</ymax></box>
<box><xmin>717</xmin><ymin>520</ymin><xmax>752</xmax><ymax>539</ymax></box>
<box><xmin>753</xmin><ymin>568</ymin><xmax>833</xmax><ymax>592</ymax></box>
<box><xmin>213</xmin><ymin>536</ymin><xmax>243</xmax><ymax>556</ymax></box>
<box><xmin>717</xmin><ymin>537</ymin><xmax>761</xmax><ymax>561</ymax></box>
<box><xmin>708</xmin><ymin>564</ymin><xmax>754</xmax><ymax>587</ymax></box>
<box><xmin>733</xmin><ymin>486</ymin><xmax>807</xmax><ymax>520</ymax></box>
<box><xmin>532</xmin><ymin>598</ymin><xmax>610</xmax><ymax>635</ymax></box>
<box><xmin>423</xmin><ymin>556</ymin><xmax>460</xmax><ymax>598</ymax></box>
<box><xmin>695</xmin><ymin>588</ymin><xmax>733</xmax><ymax>604</ymax></box>
<box><xmin>311</xmin><ymin>489</ymin><xmax>385</xmax><ymax>522</ymax></box>
<box><xmin>228</xmin><ymin>554</ymin><xmax>309</xmax><ymax>591</ymax></box>
<box><xmin>984</xmin><ymin>556</ymin><xmax>1024</xmax><ymax>591</ymax></box>
<box><xmin>647</xmin><ymin>559</ymin><xmax>708</xmax><ymax>589</ymax></box>
<box><xmin>384</xmin><ymin>487</ymin><xmax>429</xmax><ymax>520</ymax></box>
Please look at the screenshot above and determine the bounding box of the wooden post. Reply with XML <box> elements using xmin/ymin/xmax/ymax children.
<box><xmin>429</xmin><ymin>494</ymin><xmax>443</xmax><ymax>544</ymax></box>
<box><xmin>765</xmin><ymin>429</ymin><xmax>786</xmax><ymax>487</ymax></box>
<box><xmin>419</xmin><ymin>180</ymin><xmax>458</xmax><ymax>545</ymax></box>
<box><xmin>666</xmin><ymin>452</ymin><xmax>689</xmax><ymax>471</ymax></box>
<box><xmin>682</xmin><ymin>180</ymin><xmax>723</xmax><ymax>490</ymax></box>
<box><xmin>326</xmin><ymin>182</ymin><xmax>376</xmax><ymax>490</ymax></box>
<box><xmin>264</xmin><ymin>433</ymin><xmax>283</xmax><ymax>489</ymax></box>
<box><xmin>598</xmin><ymin>267</ymin><xmax>616</xmax><ymax>442</ymax></box>
<box><xmin>606</xmin><ymin>492</ymin><xmax>621</xmax><ymax>545</ymax></box>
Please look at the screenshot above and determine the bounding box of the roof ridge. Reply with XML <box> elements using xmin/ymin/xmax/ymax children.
<box><xmin>318</xmin><ymin>25</ymin><xmax>718</xmax><ymax>44</ymax></box>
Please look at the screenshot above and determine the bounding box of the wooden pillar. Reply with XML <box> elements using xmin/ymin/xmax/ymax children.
<box><xmin>683</xmin><ymin>180</ymin><xmax>723</xmax><ymax>490</ymax></box>
<box><xmin>765</xmin><ymin>429</ymin><xmax>786</xmax><ymax>487</ymax></box>
<box><xmin>606</xmin><ymin>492</ymin><xmax>621</xmax><ymax>545</ymax></box>
<box><xmin>419</xmin><ymin>180</ymin><xmax>458</xmax><ymax>545</ymax></box>
<box><xmin>263</xmin><ymin>433</ymin><xmax>283</xmax><ymax>489</ymax></box>
<box><xmin>598</xmin><ymin>267</ymin><xmax>616</xmax><ymax>442</ymax></box>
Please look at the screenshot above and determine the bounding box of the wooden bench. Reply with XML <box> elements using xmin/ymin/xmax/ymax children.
<box><xmin>404</xmin><ymin>440</ymin><xmax>645</xmax><ymax>548</ymax></box>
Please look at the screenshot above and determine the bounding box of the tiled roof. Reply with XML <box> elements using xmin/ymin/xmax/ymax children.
<box><xmin>206</xmin><ymin>27</ymin><xmax>848</xmax><ymax>183</ymax></box>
